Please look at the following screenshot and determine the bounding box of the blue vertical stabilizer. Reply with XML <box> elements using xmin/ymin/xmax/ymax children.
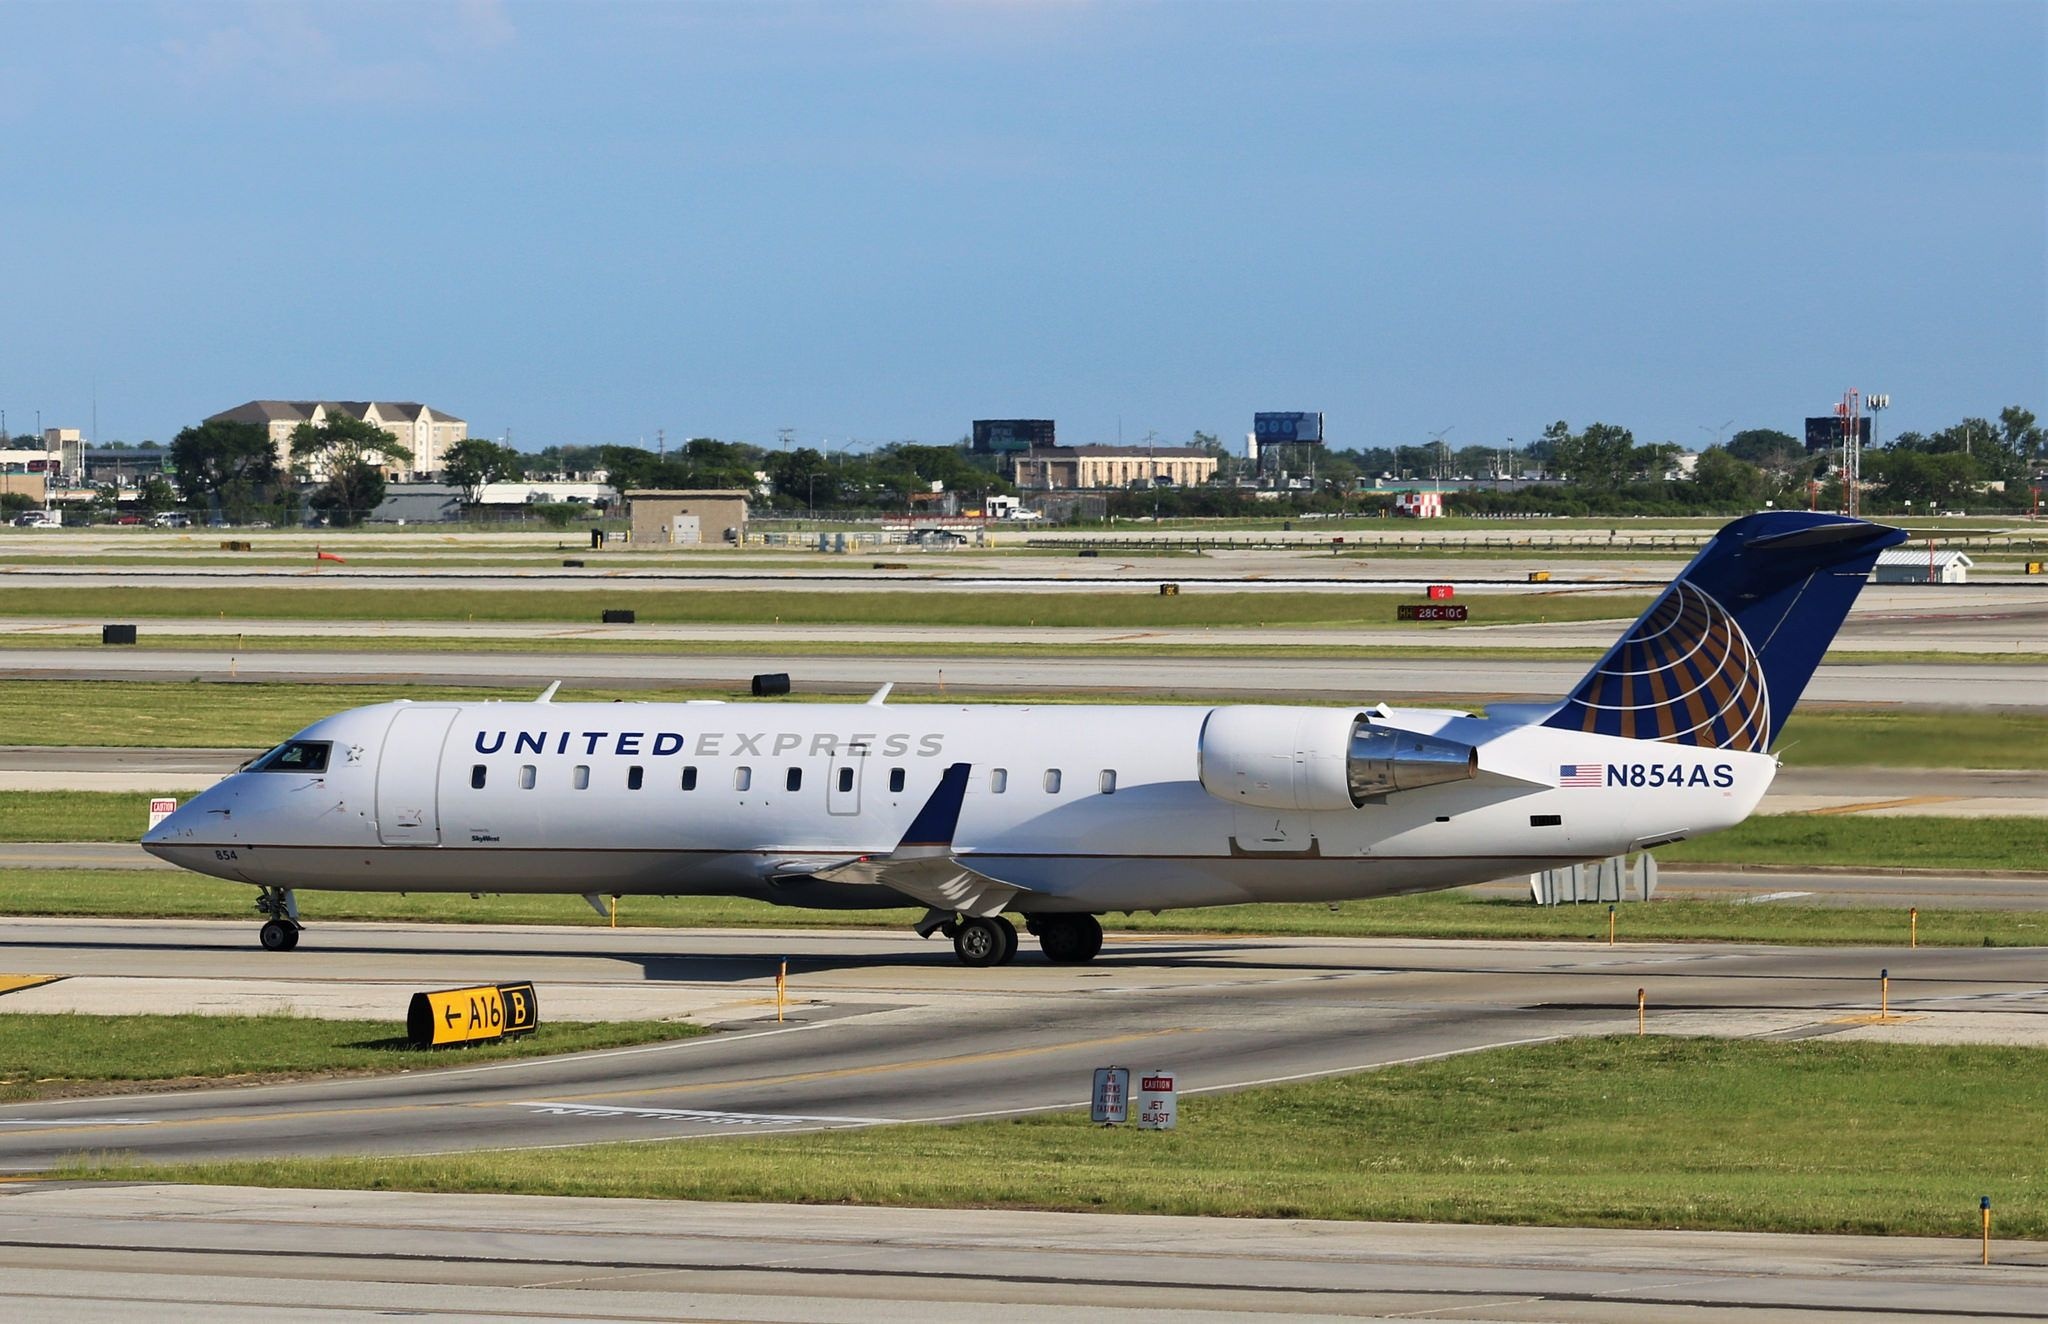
<box><xmin>1543</xmin><ymin>512</ymin><xmax>1907</xmax><ymax>751</ymax></box>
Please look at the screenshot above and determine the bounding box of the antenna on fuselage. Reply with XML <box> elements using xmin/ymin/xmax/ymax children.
<box><xmin>866</xmin><ymin>683</ymin><xmax>893</xmax><ymax>706</ymax></box>
<box><xmin>536</xmin><ymin>681</ymin><xmax>561</xmax><ymax>704</ymax></box>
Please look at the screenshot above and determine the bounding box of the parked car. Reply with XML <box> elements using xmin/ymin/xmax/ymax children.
<box><xmin>116</xmin><ymin>515</ymin><xmax>144</xmax><ymax>525</ymax></box>
<box><xmin>150</xmin><ymin>512</ymin><xmax>191</xmax><ymax>528</ymax></box>
<box><xmin>12</xmin><ymin>510</ymin><xmax>60</xmax><ymax>528</ymax></box>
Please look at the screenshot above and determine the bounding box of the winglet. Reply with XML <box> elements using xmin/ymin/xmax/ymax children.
<box><xmin>866</xmin><ymin>682</ymin><xmax>893</xmax><ymax>706</ymax></box>
<box><xmin>537</xmin><ymin>681</ymin><xmax>562</xmax><ymax>704</ymax></box>
<box><xmin>899</xmin><ymin>762</ymin><xmax>970</xmax><ymax>849</ymax></box>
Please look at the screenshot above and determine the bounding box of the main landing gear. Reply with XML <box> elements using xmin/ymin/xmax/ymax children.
<box><xmin>921</xmin><ymin>911</ymin><xmax>1103</xmax><ymax>966</ymax></box>
<box><xmin>256</xmin><ymin>887</ymin><xmax>301</xmax><ymax>951</ymax></box>
<box><xmin>1027</xmin><ymin>914</ymin><xmax>1103</xmax><ymax>964</ymax></box>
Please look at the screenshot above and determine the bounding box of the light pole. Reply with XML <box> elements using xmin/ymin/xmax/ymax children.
<box><xmin>1699</xmin><ymin>418</ymin><xmax>1734</xmax><ymax>450</ymax></box>
<box><xmin>1427</xmin><ymin>426</ymin><xmax>1454</xmax><ymax>493</ymax></box>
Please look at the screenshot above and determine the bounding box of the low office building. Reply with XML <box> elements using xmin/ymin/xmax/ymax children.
<box><xmin>625</xmin><ymin>489</ymin><xmax>749</xmax><ymax>546</ymax></box>
<box><xmin>1872</xmin><ymin>548</ymin><xmax>1972</xmax><ymax>584</ymax></box>
<box><xmin>1011</xmin><ymin>445</ymin><xmax>1218</xmax><ymax>491</ymax></box>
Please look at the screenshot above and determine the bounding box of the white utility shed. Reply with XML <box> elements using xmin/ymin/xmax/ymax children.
<box><xmin>1871</xmin><ymin>547</ymin><xmax>1973</xmax><ymax>584</ymax></box>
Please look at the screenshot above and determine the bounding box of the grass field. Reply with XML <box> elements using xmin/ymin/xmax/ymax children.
<box><xmin>64</xmin><ymin>1037</ymin><xmax>2047</xmax><ymax>1238</ymax></box>
<box><xmin>0</xmin><ymin>585</ymin><xmax>1652</xmax><ymax>629</ymax></box>
<box><xmin>4</xmin><ymin>869</ymin><xmax>2040</xmax><ymax>946</ymax></box>
<box><xmin>3</xmin><ymin>680</ymin><xmax>2045</xmax><ymax>766</ymax></box>
<box><xmin>0</xmin><ymin>1012</ymin><xmax>707</xmax><ymax>1103</ymax></box>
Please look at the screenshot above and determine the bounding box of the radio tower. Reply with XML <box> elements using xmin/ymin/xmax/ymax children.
<box><xmin>1833</xmin><ymin>389</ymin><xmax>1862</xmax><ymax>517</ymax></box>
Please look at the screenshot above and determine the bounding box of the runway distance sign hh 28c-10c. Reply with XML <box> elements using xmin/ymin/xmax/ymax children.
<box><xmin>407</xmin><ymin>982</ymin><xmax>539</xmax><ymax>1049</ymax></box>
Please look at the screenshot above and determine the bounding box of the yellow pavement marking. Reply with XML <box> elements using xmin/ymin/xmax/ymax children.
<box><xmin>0</xmin><ymin>975</ymin><xmax>62</xmax><ymax>997</ymax></box>
<box><xmin>1799</xmin><ymin>795</ymin><xmax>1958</xmax><ymax>817</ymax></box>
<box><xmin>1829</xmin><ymin>1013</ymin><xmax>1925</xmax><ymax>1025</ymax></box>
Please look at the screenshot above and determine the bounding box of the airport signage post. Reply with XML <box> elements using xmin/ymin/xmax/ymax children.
<box><xmin>1135</xmin><ymin>1071</ymin><xmax>1178</xmax><ymax>1130</ymax></box>
<box><xmin>1398</xmin><ymin>604</ymin><xmax>1468</xmax><ymax>622</ymax></box>
<box><xmin>407</xmin><ymin>982</ymin><xmax>539</xmax><ymax>1049</ymax></box>
<box><xmin>1091</xmin><ymin>1066</ymin><xmax>1131</xmax><ymax>1124</ymax></box>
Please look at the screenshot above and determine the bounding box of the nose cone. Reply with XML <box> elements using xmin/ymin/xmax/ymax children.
<box><xmin>140</xmin><ymin>782</ymin><xmax>245</xmax><ymax>879</ymax></box>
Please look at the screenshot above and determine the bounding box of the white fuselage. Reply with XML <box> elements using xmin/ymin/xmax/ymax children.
<box><xmin>143</xmin><ymin>699</ymin><xmax>1776</xmax><ymax>914</ymax></box>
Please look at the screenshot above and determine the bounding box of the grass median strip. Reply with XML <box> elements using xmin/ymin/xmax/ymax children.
<box><xmin>2</xmin><ymin>870</ymin><xmax>2040</xmax><ymax>946</ymax></box>
<box><xmin>60</xmin><ymin>1037</ymin><xmax>2046</xmax><ymax>1239</ymax></box>
<box><xmin>0</xmin><ymin>1012</ymin><xmax>707</xmax><ymax>1104</ymax></box>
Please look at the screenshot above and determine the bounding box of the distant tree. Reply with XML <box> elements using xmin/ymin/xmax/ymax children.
<box><xmin>137</xmin><ymin>474</ymin><xmax>177</xmax><ymax>515</ymax></box>
<box><xmin>1725</xmin><ymin>428</ymin><xmax>1805</xmax><ymax>472</ymax></box>
<box><xmin>1691</xmin><ymin>447</ymin><xmax>1767</xmax><ymax>506</ymax></box>
<box><xmin>531</xmin><ymin>501</ymin><xmax>582</xmax><ymax>530</ymax></box>
<box><xmin>1866</xmin><ymin>449</ymin><xmax>1979</xmax><ymax>511</ymax></box>
<box><xmin>1551</xmin><ymin>421</ymin><xmax>1636</xmax><ymax>489</ymax></box>
<box><xmin>1997</xmin><ymin>406</ymin><xmax>2044</xmax><ymax>463</ymax></box>
<box><xmin>291</xmin><ymin>414</ymin><xmax>411</xmax><ymax>526</ymax></box>
<box><xmin>168</xmin><ymin>419</ymin><xmax>280</xmax><ymax>511</ymax></box>
<box><xmin>442</xmin><ymin>438</ymin><xmax>523</xmax><ymax>506</ymax></box>
<box><xmin>0</xmin><ymin>492</ymin><xmax>32</xmax><ymax>516</ymax></box>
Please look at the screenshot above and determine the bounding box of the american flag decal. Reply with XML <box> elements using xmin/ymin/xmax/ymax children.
<box><xmin>1558</xmin><ymin>764</ymin><xmax>1603</xmax><ymax>787</ymax></box>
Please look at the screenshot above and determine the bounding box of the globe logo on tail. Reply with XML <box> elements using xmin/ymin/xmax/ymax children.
<box><xmin>1562</xmin><ymin>580</ymin><xmax>1771</xmax><ymax>752</ymax></box>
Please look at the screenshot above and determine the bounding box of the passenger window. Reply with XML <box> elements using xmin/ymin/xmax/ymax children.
<box><xmin>1099</xmin><ymin>770</ymin><xmax>1117</xmax><ymax>795</ymax></box>
<box><xmin>573</xmin><ymin>764</ymin><xmax>590</xmax><ymax>790</ymax></box>
<box><xmin>628</xmin><ymin>766</ymin><xmax>644</xmax><ymax>790</ymax></box>
<box><xmin>681</xmin><ymin>766</ymin><xmax>698</xmax><ymax>790</ymax></box>
<box><xmin>786</xmin><ymin>767</ymin><xmax>803</xmax><ymax>792</ymax></box>
<box><xmin>889</xmin><ymin>767</ymin><xmax>905</xmax><ymax>793</ymax></box>
<box><xmin>1044</xmin><ymin>769</ymin><xmax>1062</xmax><ymax>794</ymax></box>
<box><xmin>519</xmin><ymin>764</ymin><xmax>536</xmax><ymax>790</ymax></box>
<box><xmin>837</xmin><ymin>766</ymin><xmax>854</xmax><ymax>793</ymax></box>
<box><xmin>470</xmin><ymin>764</ymin><xmax>487</xmax><ymax>790</ymax></box>
<box><xmin>990</xmin><ymin>768</ymin><xmax>1008</xmax><ymax>794</ymax></box>
<box><xmin>735</xmin><ymin>766</ymin><xmax>752</xmax><ymax>791</ymax></box>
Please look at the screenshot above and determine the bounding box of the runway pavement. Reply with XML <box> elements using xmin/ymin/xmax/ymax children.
<box><xmin>7</xmin><ymin>644</ymin><xmax>2045</xmax><ymax>706</ymax></box>
<box><xmin>2</xmin><ymin>1183</ymin><xmax>2042</xmax><ymax>1323</ymax></box>
<box><xmin>0</xmin><ymin>919</ymin><xmax>2042</xmax><ymax>1172</ymax></box>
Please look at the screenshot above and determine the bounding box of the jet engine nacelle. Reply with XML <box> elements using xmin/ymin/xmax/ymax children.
<box><xmin>1197</xmin><ymin>706</ymin><xmax>1478</xmax><ymax>811</ymax></box>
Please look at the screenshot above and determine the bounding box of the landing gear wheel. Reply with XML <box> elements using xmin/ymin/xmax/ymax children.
<box><xmin>1035</xmin><ymin>914</ymin><xmax>1104</xmax><ymax>964</ymax></box>
<box><xmin>259</xmin><ymin>918</ymin><xmax>300</xmax><ymax>952</ymax></box>
<box><xmin>993</xmin><ymin>915</ymin><xmax>1019</xmax><ymax>965</ymax></box>
<box><xmin>952</xmin><ymin>917</ymin><xmax>1005</xmax><ymax>967</ymax></box>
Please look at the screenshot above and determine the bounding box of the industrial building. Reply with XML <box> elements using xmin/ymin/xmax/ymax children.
<box><xmin>1010</xmin><ymin>445</ymin><xmax>1218</xmax><ymax>491</ymax></box>
<box><xmin>1871</xmin><ymin>547</ymin><xmax>1973</xmax><ymax>584</ymax></box>
<box><xmin>624</xmin><ymin>489</ymin><xmax>750</xmax><ymax>546</ymax></box>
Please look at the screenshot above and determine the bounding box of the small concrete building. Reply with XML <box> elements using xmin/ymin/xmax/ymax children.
<box><xmin>1872</xmin><ymin>548</ymin><xmax>1973</xmax><ymax>584</ymax></box>
<box><xmin>625</xmin><ymin>489</ymin><xmax>749</xmax><ymax>546</ymax></box>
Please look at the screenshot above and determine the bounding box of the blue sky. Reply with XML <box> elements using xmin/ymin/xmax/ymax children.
<box><xmin>1</xmin><ymin>0</ymin><xmax>2041</xmax><ymax>455</ymax></box>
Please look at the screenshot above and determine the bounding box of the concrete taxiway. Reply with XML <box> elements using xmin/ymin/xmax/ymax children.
<box><xmin>0</xmin><ymin>919</ymin><xmax>2042</xmax><ymax>1172</ymax></box>
<box><xmin>2</xmin><ymin>1183</ymin><xmax>2042</xmax><ymax>1323</ymax></box>
<box><xmin>7</xmin><ymin>644</ymin><xmax>2045</xmax><ymax>707</ymax></box>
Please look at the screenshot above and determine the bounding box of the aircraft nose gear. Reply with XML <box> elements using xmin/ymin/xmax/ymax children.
<box><xmin>1027</xmin><ymin>914</ymin><xmax>1104</xmax><ymax>963</ymax></box>
<box><xmin>950</xmin><ymin>915</ymin><xmax>1018</xmax><ymax>967</ymax></box>
<box><xmin>255</xmin><ymin>887</ymin><xmax>301</xmax><ymax>951</ymax></box>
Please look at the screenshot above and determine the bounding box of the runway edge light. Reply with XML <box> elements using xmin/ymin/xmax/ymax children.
<box><xmin>407</xmin><ymin>982</ymin><xmax>540</xmax><ymax>1049</ymax></box>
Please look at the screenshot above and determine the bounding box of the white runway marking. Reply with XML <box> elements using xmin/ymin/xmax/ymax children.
<box><xmin>513</xmin><ymin>1101</ymin><xmax>888</xmax><ymax>1127</ymax></box>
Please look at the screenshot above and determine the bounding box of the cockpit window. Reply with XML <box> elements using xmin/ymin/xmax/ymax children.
<box><xmin>255</xmin><ymin>740</ymin><xmax>330</xmax><ymax>773</ymax></box>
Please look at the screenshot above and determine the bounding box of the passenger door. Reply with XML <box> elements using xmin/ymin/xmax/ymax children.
<box><xmin>376</xmin><ymin>707</ymin><xmax>460</xmax><ymax>845</ymax></box>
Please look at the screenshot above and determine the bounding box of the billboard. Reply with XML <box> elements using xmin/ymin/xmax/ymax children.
<box><xmin>972</xmin><ymin>419</ymin><xmax>1056</xmax><ymax>453</ymax></box>
<box><xmin>1254</xmin><ymin>411</ymin><xmax>1324</xmax><ymax>445</ymax></box>
<box><xmin>1804</xmin><ymin>416</ymin><xmax>1871</xmax><ymax>452</ymax></box>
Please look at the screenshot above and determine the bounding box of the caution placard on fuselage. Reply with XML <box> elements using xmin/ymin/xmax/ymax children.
<box><xmin>406</xmin><ymin>982</ymin><xmax>539</xmax><ymax>1049</ymax></box>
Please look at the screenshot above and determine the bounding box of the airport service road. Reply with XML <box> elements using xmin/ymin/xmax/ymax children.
<box><xmin>6</xmin><ymin>645</ymin><xmax>2046</xmax><ymax>707</ymax></box>
<box><xmin>3</xmin><ymin>1188</ymin><xmax>2043</xmax><ymax>1324</ymax></box>
<box><xmin>0</xmin><ymin>920</ymin><xmax>2043</xmax><ymax>1172</ymax></box>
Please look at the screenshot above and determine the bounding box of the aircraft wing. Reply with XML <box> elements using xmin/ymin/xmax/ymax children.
<box><xmin>808</xmin><ymin>762</ymin><xmax>1031</xmax><ymax>918</ymax></box>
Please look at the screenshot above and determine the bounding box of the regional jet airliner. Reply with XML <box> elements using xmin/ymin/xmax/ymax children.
<box><xmin>143</xmin><ymin>511</ymin><xmax>1906</xmax><ymax>965</ymax></box>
